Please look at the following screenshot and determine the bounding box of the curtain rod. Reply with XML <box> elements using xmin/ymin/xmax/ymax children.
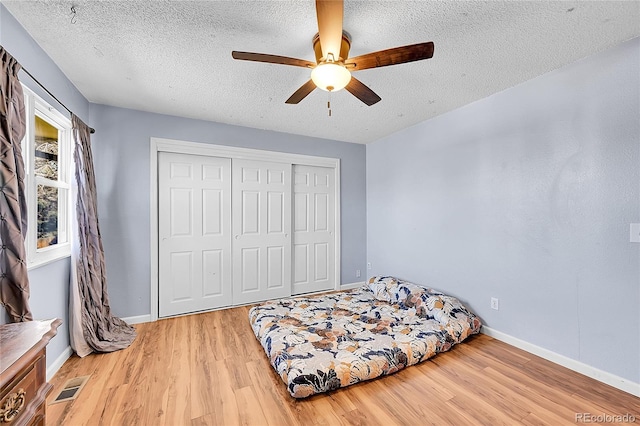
<box><xmin>20</xmin><ymin>67</ymin><xmax>96</xmax><ymax>134</ymax></box>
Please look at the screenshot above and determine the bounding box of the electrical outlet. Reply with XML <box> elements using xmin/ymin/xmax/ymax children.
<box><xmin>491</xmin><ymin>297</ymin><xmax>499</xmax><ymax>310</ymax></box>
<box><xmin>356</xmin><ymin>269</ymin><xmax>361</xmax><ymax>278</ymax></box>
<box><xmin>367</xmin><ymin>262</ymin><xmax>372</xmax><ymax>270</ymax></box>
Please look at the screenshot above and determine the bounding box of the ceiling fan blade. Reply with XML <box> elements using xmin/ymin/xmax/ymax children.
<box><xmin>232</xmin><ymin>51</ymin><xmax>315</xmax><ymax>68</ymax></box>
<box><xmin>285</xmin><ymin>80</ymin><xmax>317</xmax><ymax>104</ymax></box>
<box><xmin>345</xmin><ymin>42</ymin><xmax>434</xmax><ymax>71</ymax></box>
<box><xmin>316</xmin><ymin>0</ymin><xmax>344</xmax><ymax>60</ymax></box>
<box><xmin>345</xmin><ymin>77</ymin><xmax>381</xmax><ymax>106</ymax></box>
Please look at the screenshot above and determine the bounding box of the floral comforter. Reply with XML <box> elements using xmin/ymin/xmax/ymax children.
<box><xmin>248</xmin><ymin>276</ymin><xmax>482</xmax><ymax>398</ymax></box>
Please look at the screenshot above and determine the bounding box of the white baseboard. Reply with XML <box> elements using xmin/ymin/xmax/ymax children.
<box><xmin>122</xmin><ymin>314</ymin><xmax>152</xmax><ymax>325</ymax></box>
<box><xmin>341</xmin><ymin>281</ymin><xmax>365</xmax><ymax>290</ymax></box>
<box><xmin>481</xmin><ymin>326</ymin><xmax>640</xmax><ymax>397</ymax></box>
<box><xmin>47</xmin><ymin>346</ymin><xmax>73</xmax><ymax>381</ymax></box>
<box><xmin>128</xmin><ymin>285</ymin><xmax>365</xmax><ymax>325</ymax></box>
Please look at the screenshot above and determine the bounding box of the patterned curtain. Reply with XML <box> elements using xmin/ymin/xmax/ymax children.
<box><xmin>0</xmin><ymin>46</ymin><xmax>32</xmax><ymax>322</ymax></box>
<box><xmin>70</xmin><ymin>114</ymin><xmax>135</xmax><ymax>354</ymax></box>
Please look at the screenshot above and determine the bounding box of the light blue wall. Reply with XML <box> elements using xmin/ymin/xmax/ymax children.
<box><xmin>6</xmin><ymin>0</ymin><xmax>637</xmax><ymax>389</ymax></box>
<box><xmin>27</xmin><ymin>260</ymin><xmax>71</xmax><ymax>367</ymax></box>
<box><xmin>2</xmin><ymin>2</ymin><xmax>365</xmax><ymax>333</ymax></box>
<box><xmin>2</xmin><ymin>2</ymin><xmax>366</xmax><ymax>327</ymax></box>
<box><xmin>89</xmin><ymin>98</ymin><xmax>367</xmax><ymax>318</ymax></box>
<box><xmin>0</xmin><ymin>3</ymin><xmax>89</xmax><ymax>367</ymax></box>
<box><xmin>367</xmin><ymin>37</ymin><xmax>640</xmax><ymax>383</ymax></box>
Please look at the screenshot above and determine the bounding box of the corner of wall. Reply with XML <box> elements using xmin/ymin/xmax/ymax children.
<box><xmin>47</xmin><ymin>346</ymin><xmax>73</xmax><ymax>381</ymax></box>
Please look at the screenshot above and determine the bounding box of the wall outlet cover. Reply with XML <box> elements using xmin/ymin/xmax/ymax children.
<box><xmin>630</xmin><ymin>223</ymin><xmax>640</xmax><ymax>243</ymax></box>
<box><xmin>491</xmin><ymin>297</ymin><xmax>499</xmax><ymax>310</ymax></box>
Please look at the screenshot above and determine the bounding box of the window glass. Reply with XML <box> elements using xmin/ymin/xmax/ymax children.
<box><xmin>34</xmin><ymin>116</ymin><xmax>59</xmax><ymax>180</ymax></box>
<box><xmin>37</xmin><ymin>184</ymin><xmax>59</xmax><ymax>248</ymax></box>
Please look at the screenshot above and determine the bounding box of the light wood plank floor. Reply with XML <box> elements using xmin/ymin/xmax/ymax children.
<box><xmin>46</xmin><ymin>306</ymin><xmax>639</xmax><ymax>425</ymax></box>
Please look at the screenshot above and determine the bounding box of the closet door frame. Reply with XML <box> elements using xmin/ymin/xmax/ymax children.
<box><xmin>149</xmin><ymin>137</ymin><xmax>340</xmax><ymax>321</ymax></box>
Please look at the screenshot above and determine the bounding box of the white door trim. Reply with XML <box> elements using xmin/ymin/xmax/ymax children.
<box><xmin>150</xmin><ymin>137</ymin><xmax>341</xmax><ymax>321</ymax></box>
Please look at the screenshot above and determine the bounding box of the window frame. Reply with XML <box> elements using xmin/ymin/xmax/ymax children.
<box><xmin>22</xmin><ymin>85</ymin><xmax>73</xmax><ymax>269</ymax></box>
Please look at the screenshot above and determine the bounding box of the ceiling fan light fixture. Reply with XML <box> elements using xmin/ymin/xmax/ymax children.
<box><xmin>311</xmin><ymin>62</ymin><xmax>351</xmax><ymax>92</ymax></box>
<box><xmin>231</xmin><ymin>2</ymin><xmax>432</xmax><ymax>106</ymax></box>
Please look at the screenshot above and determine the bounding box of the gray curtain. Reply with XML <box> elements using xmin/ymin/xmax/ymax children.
<box><xmin>72</xmin><ymin>114</ymin><xmax>135</xmax><ymax>352</ymax></box>
<box><xmin>0</xmin><ymin>46</ymin><xmax>32</xmax><ymax>322</ymax></box>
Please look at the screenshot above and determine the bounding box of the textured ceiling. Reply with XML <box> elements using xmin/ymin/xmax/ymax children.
<box><xmin>3</xmin><ymin>1</ymin><xmax>639</xmax><ymax>144</ymax></box>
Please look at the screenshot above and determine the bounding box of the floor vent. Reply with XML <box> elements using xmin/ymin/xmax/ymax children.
<box><xmin>50</xmin><ymin>375</ymin><xmax>90</xmax><ymax>404</ymax></box>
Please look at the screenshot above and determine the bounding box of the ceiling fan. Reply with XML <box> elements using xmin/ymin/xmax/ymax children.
<box><xmin>231</xmin><ymin>0</ymin><xmax>434</xmax><ymax>107</ymax></box>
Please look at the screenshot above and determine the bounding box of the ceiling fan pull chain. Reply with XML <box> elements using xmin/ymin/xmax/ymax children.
<box><xmin>328</xmin><ymin>92</ymin><xmax>332</xmax><ymax>117</ymax></box>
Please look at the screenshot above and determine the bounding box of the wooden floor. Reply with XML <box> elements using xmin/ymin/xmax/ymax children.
<box><xmin>46</xmin><ymin>306</ymin><xmax>639</xmax><ymax>425</ymax></box>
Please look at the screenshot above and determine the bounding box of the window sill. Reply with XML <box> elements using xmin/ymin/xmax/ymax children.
<box><xmin>27</xmin><ymin>244</ymin><xmax>71</xmax><ymax>270</ymax></box>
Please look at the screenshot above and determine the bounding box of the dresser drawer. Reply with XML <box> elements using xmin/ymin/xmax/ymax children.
<box><xmin>0</xmin><ymin>355</ymin><xmax>42</xmax><ymax>425</ymax></box>
<box><xmin>0</xmin><ymin>320</ymin><xmax>61</xmax><ymax>426</ymax></box>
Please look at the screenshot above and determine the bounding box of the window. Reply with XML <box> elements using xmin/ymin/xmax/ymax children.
<box><xmin>22</xmin><ymin>86</ymin><xmax>72</xmax><ymax>268</ymax></box>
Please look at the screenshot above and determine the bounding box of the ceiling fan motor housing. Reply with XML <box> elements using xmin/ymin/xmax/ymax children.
<box><xmin>313</xmin><ymin>31</ymin><xmax>352</xmax><ymax>63</ymax></box>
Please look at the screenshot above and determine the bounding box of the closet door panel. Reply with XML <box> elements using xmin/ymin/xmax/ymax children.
<box><xmin>232</xmin><ymin>159</ymin><xmax>291</xmax><ymax>305</ymax></box>
<box><xmin>292</xmin><ymin>165</ymin><xmax>335</xmax><ymax>295</ymax></box>
<box><xmin>159</xmin><ymin>152</ymin><xmax>232</xmax><ymax>317</ymax></box>
<box><xmin>202</xmin><ymin>249</ymin><xmax>223</xmax><ymax>296</ymax></box>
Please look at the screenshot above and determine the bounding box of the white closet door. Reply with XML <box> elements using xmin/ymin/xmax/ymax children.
<box><xmin>158</xmin><ymin>152</ymin><xmax>232</xmax><ymax>317</ymax></box>
<box><xmin>232</xmin><ymin>160</ymin><xmax>291</xmax><ymax>305</ymax></box>
<box><xmin>292</xmin><ymin>165</ymin><xmax>335</xmax><ymax>295</ymax></box>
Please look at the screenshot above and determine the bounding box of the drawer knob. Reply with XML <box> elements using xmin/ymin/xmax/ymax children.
<box><xmin>0</xmin><ymin>388</ymin><xmax>26</xmax><ymax>423</ymax></box>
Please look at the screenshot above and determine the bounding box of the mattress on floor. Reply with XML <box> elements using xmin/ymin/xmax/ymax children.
<box><xmin>248</xmin><ymin>276</ymin><xmax>482</xmax><ymax>398</ymax></box>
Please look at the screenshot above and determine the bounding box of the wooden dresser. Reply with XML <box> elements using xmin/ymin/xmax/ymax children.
<box><xmin>0</xmin><ymin>319</ymin><xmax>62</xmax><ymax>426</ymax></box>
